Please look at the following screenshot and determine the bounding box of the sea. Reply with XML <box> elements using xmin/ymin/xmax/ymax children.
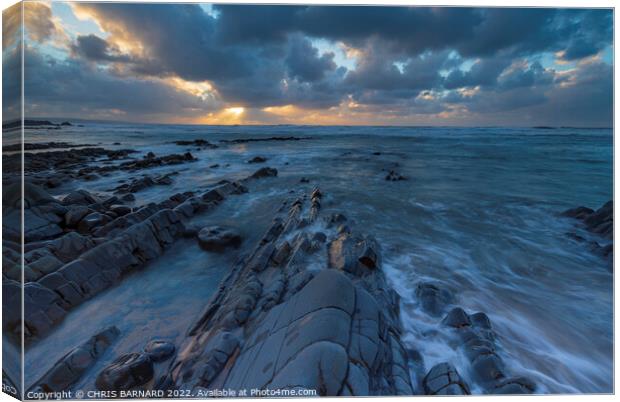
<box><xmin>12</xmin><ymin>122</ymin><xmax>613</xmax><ymax>394</ymax></box>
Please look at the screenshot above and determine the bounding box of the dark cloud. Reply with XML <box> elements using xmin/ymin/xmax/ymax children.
<box><xmin>286</xmin><ymin>35</ymin><xmax>336</xmax><ymax>82</ymax></box>
<box><xmin>214</xmin><ymin>6</ymin><xmax>612</xmax><ymax>59</ymax></box>
<box><xmin>22</xmin><ymin>46</ymin><xmax>219</xmax><ymax>121</ymax></box>
<box><xmin>496</xmin><ymin>61</ymin><xmax>554</xmax><ymax>91</ymax></box>
<box><xmin>73</xmin><ymin>3</ymin><xmax>248</xmax><ymax>81</ymax></box>
<box><xmin>444</xmin><ymin>56</ymin><xmax>512</xmax><ymax>89</ymax></box>
<box><xmin>13</xmin><ymin>4</ymin><xmax>614</xmax><ymax>126</ymax></box>
<box><xmin>71</xmin><ymin>34</ymin><xmax>132</xmax><ymax>63</ymax></box>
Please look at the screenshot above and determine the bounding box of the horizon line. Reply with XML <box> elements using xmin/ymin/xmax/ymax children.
<box><xmin>5</xmin><ymin>117</ymin><xmax>613</xmax><ymax>130</ymax></box>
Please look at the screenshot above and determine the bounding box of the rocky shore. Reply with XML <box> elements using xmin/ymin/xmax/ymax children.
<box><xmin>2</xmin><ymin>136</ymin><xmax>610</xmax><ymax>396</ymax></box>
<box><xmin>562</xmin><ymin>200</ymin><xmax>613</xmax><ymax>270</ymax></box>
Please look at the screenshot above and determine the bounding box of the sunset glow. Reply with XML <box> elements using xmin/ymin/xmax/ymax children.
<box><xmin>3</xmin><ymin>3</ymin><xmax>612</xmax><ymax>127</ymax></box>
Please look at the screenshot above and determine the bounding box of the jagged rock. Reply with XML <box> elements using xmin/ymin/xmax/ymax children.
<box><xmin>77</xmin><ymin>212</ymin><xmax>110</xmax><ymax>234</ymax></box>
<box><xmin>250</xmin><ymin>167</ymin><xmax>278</xmax><ymax>179</ymax></box>
<box><xmin>584</xmin><ymin>201</ymin><xmax>613</xmax><ymax>238</ymax></box>
<box><xmin>443</xmin><ymin>307</ymin><xmax>536</xmax><ymax>393</ymax></box>
<box><xmin>385</xmin><ymin>170</ymin><xmax>406</xmax><ymax>181</ymax></box>
<box><xmin>442</xmin><ymin>307</ymin><xmax>471</xmax><ymax>328</ymax></box>
<box><xmin>328</xmin><ymin>232</ymin><xmax>381</xmax><ymax>275</ymax></box>
<box><xmin>29</xmin><ymin>326</ymin><xmax>119</xmax><ymax>392</ymax></box>
<box><xmin>562</xmin><ymin>201</ymin><xmax>612</xmax><ymax>239</ymax></box>
<box><xmin>62</xmin><ymin>189</ymin><xmax>102</xmax><ymax>206</ymax></box>
<box><xmin>561</xmin><ymin>206</ymin><xmax>594</xmax><ymax>219</ymax></box>
<box><xmin>46</xmin><ymin>232</ymin><xmax>96</xmax><ymax>262</ymax></box>
<box><xmin>416</xmin><ymin>282</ymin><xmax>453</xmax><ymax>316</ymax></box>
<box><xmin>423</xmin><ymin>362</ymin><xmax>470</xmax><ymax>395</ymax></box>
<box><xmin>22</xmin><ymin>209</ymin><xmax>63</xmax><ymax>242</ymax></box>
<box><xmin>163</xmin><ymin>189</ymin><xmax>413</xmax><ymax>396</ymax></box>
<box><xmin>24</xmin><ymin>282</ymin><xmax>67</xmax><ymax>337</ymax></box>
<box><xmin>114</xmin><ymin>174</ymin><xmax>174</xmax><ymax>194</ymax></box>
<box><xmin>247</xmin><ymin>156</ymin><xmax>267</xmax><ymax>163</ymax></box>
<box><xmin>29</xmin><ymin>255</ymin><xmax>64</xmax><ymax>277</ymax></box>
<box><xmin>110</xmin><ymin>205</ymin><xmax>132</xmax><ymax>216</ymax></box>
<box><xmin>5</xmin><ymin>181</ymin><xmax>58</xmax><ymax>208</ymax></box>
<box><xmin>64</xmin><ymin>206</ymin><xmax>91</xmax><ymax>227</ymax></box>
<box><xmin>96</xmin><ymin>353</ymin><xmax>154</xmax><ymax>391</ymax></box>
<box><xmin>197</xmin><ymin>226</ymin><xmax>242</xmax><ymax>252</ymax></box>
<box><xmin>144</xmin><ymin>340</ymin><xmax>175</xmax><ymax>362</ymax></box>
<box><xmin>562</xmin><ymin>200</ymin><xmax>613</xmax><ymax>269</ymax></box>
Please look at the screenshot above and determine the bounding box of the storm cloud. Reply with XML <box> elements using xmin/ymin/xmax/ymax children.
<box><xmin>7</xmin><ymin>3</ymin><xmax>614</xmax><ymax>126</ymax></box>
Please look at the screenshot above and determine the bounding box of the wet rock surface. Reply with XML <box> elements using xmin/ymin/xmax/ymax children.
<box><xmin>2</xmin><ymin>177</ymin><xmax>253</xmax><ymax>342</ymax></box>
<box><xmin>96</xmin><ymin>353</ymin><xmax>154</xmax><ymax>391</ymax></box>
<box><xmin>247</xmin><ymin>156</ymin><xmax>267</xmax><ymax>163</ymax></box>
<box><xmin>415</xmin><ymin>282</ymin><xmax>453</xmax><ymax>317</ymax></box>
<box><xmin>440</xmin><ymin>307</ymin><xmax>536</xmax><ymax>394</ymax></box>
<box><xmin>112</xmin><ymin>173</ymin><xmax>176</xmax><ymax>194</ymax></box>
<box><xmin>158</xmin><ymin>189</ymin><xmax>414</xmax><ymax>396</ymax></box>
<box><xmin>249</xmin><ymin>167</ymin><xmax>278</xmax><ymax>179</ymax></box>
<box><xmin>197</xmin><ymin>226</ymin><xmax>242</xmax><ymax>252</ymax></box>
<box><xmin>563</xmin><ymin>200</ymin><xmax>613</xmax><ymax>270</ymax></box>
<box><xmin>29</xmin><ymin>326</ymin><xmax>120</xmax><ymax>392</ymax></box>
<box><xmin>144</xmin><ymin>340</ymin><xmax>176</xmax><ymax>362</ymax></box>
<box><xmin>423</xmin><ymin>362</ymin><xmax>470</xmax><ymax>395</ymax></box>
<box><xmin>3</xmin><ymin>147</ymin><xmax>137</xmax><ymax>175</ymax></box>
<box><xmin>3</xmin><ymin>136</ymin><xmax>566</xmax><ymax>396</ymax></box>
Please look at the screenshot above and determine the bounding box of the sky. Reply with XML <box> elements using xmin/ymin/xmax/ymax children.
<box><xmin>2</xmin><ymin>2</ymin><xmax>614</xmax><ymax>126</ymax></box>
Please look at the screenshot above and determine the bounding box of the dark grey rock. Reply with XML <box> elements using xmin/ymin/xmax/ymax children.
<box><xmin>144</xmin><ymin>340</ymin><xmax>175</xmax><ymax>362</ymax></box>
<box><xmin>96</xmin><ymin>353</ymin><xmax>154</xmax><ymax>391</ymax></box>
<box><xmin>442</xmin><ymin>307</ymin><xmax>472</xmax><ymax>328</ymax></box>
<box><xmin>250</xmin><ymin>167</ymin><xmax>278</xmax><ymax>179</ymax></box>
<box><xmin>470</xmin><ymin>354</ymin><xmax>505</xmax><ymax>385</ymax></box>
<box><xmin>328</xmin><ymin>232</ymin><xmax>381</xmax><ymax>276</ymax></box>
<box><xmin>77</xmin><ymin>212</ymin><xmax>110</xmax><ymax>234</ymax></box>
<box><xmin>110</xmin><ymin>205</ymin><xmax>132</xmax><ymax>216</ymax></box>
<box><xmin>197</xmin><ymin>226</ymin><xmax>242</xmax><ymax>252</ymax></box>
<box><xmin>64</xmin><ymin>206</ymin><xmax>91</xmax><ymax>227</ymax></box>
<box><xmin>423</xmin><ymin>362</ymin><xmax>469</xmax><ymax>395</ymax></box>
<box><xmin>160</xmin><ymin>188</ymin><xmax>413</xmax><ymax>396</ymax></box>
<box><xmin>561</xmin><ymin>206</ymin><xmax>594</xmax><ymax>219</ymax></box>
<box><xmin>30</xmin><ymin>326</ymin><xmax>119</xmax><ymax>392</ymax></box>
<box><xmin>385</xmin><ymin>170</ymin><xmax>406</xmax><ymax>181</ymax></box>
<box><xmin>62</xmin><ymin>189</ymin><xmax>102</xmax><ymax>206</ymax></box>
<box><xmin>247</xmin><ymin>156</ymin><xmax>267</xmax><ymax>163</ymax></box>
<box><xmin>415</xmin><ymin>282</ymin><xmax>453</xmax><ymax>316</ymax></box>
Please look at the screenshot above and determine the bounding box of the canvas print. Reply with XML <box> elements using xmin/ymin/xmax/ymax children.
<box><xmin>1</xmin><ymin>2</ymin><xmax>614</xmax><ymax>399</ymax></box>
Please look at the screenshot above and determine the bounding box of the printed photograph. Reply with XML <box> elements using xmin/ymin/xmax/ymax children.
<box><xmin>2</xmin><ymin>1</ymin><xmax>614</xmax><ymax>399</ymax></box>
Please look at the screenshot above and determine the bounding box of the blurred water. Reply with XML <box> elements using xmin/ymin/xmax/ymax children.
<box><xmin>21</xmin><ymin>122</ymin><xmax>613</xmax><ymax>393</ymax></box>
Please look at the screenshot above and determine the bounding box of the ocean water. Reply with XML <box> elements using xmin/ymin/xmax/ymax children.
<box><xmin>20</xmin><ymin>122</ymin><xmax>613</xmax><ymax>393</ymax></box>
